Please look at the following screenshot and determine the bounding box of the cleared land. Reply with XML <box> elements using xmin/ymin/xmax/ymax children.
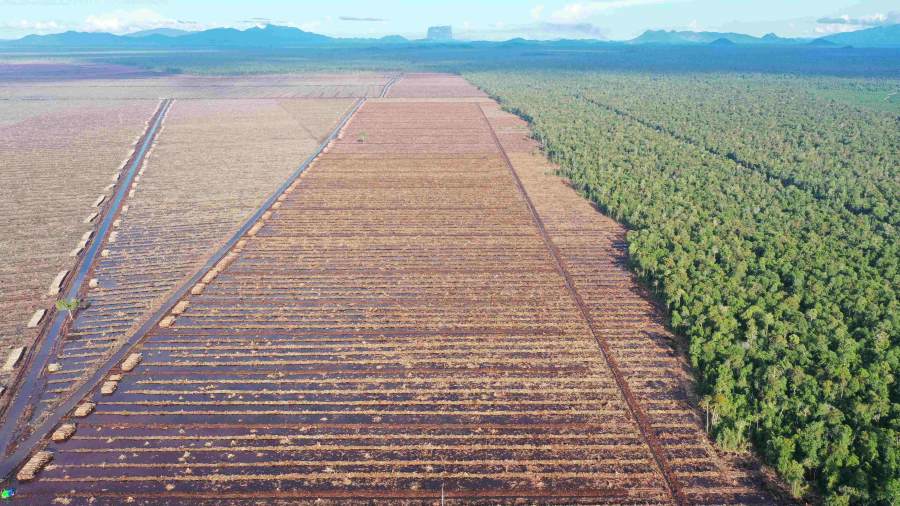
<box><xmin>21</xmin><ymin>98</ymin><xmax>356</xmax><ymax>430</ymax></box>
<box><xmin>0</xmin><ymin>73</ymin><xmax>389</xmax><ymax>100</ymax></box>
<box><xmin>0</xmin><ymin>99</ymin><xmax>158</xmax><ymax>387</ymax></box>
<box><xmin>0</xmin><ymin>68</ymin><xmax>388</xmax><ymax>436</ymax></box>
<box><xmin>11</xmin><ymin>74</ymin><xmax>781</xmax><ymax>504</ymax></box>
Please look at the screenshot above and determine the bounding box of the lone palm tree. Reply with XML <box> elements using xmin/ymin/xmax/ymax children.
<box><xmin>55</xmin><ymin>298</ymin><xmax>82</xmax><ymax>325</ymax></box>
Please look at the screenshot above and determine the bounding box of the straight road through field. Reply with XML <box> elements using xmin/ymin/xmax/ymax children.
<box><xmin>0</xmin><ymin>99</ymin><xmax>172</xmax><ymax>455</ymax></box>
<box><xmin>11</xmin><ymin>74</ymin><xmax>781</xmax><ymax>505</ymax></box>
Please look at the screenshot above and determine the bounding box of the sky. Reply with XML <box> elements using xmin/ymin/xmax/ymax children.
<box><xmin>0</xmin><ymin>0</ymin><xmax>898</xmax><ymax>41</ymax></box>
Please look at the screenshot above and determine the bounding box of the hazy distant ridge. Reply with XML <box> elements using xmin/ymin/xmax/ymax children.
<box><xmin>3</xmin><ymin>23</ymin><xmax>898</xmax><ymax>48</ymax></box>
<box><xmin>627</xmin><ymin>24</ymin><xmax>899</xmax><ymax>47</ymax></box>
<box><xmin>819</xmin><ymin>24</ymin><xmax>900</xmax><ymax>48</ymax></box>
<box><xmin>125</xmin><ymin>28</ymin><xmax>193</xmax><ymax>38</ymax></box>
<box><xmin>628</xmin><ymin>30</ymin><xmax>809</xmax><ymax>45</ymax></box>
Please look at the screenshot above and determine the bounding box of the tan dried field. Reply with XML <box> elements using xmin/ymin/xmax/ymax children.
<box><xmin>27</xmin><ymin>97</ymin><xmax>356</xmax><ymax>425</ymax></box>
<box><xmin>0</xmin><ymin>70</ymin><xmax>384</xmax><ymax>423</ymax></box>
<box><xmin>0</xmin><ymin>99</ymin><xmax>158</xmax><ymax>384</ymax></box>
<box><xmin>9</xmin><ymin>74</ymin><xmax>783</xmax><ymax>505</ymax></box>
<box><xmin>0</xmin><ymin>73</ymin><xmax>390</xmax><ymax>100</ymax></box>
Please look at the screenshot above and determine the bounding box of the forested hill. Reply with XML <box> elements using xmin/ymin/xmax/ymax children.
<box><xmin>465</xmin><ymin>71</ymin><xmax>899</xmax><ymax>505</ymax></box>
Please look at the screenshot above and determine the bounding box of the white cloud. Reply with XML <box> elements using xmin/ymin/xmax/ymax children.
<box><xmin>0</xmin><ymin>19</ymin><xmax>63</xmax><ymax>34</ymax></box>
<box><xmin>531</xmin><ymin>5</ymin><xmax>545</xmax><ymax>20</ymax></box>
<box><xmin>814</xmin><ymin>11</ymin><xmax>898</xmax><ymax>34</ymax></box>
<box><xmin>457</xmin><ymin>21</ymin><xmax>608</xmax><ymax>41</ymax></box>
<box><xmin>82</xmin><ymin>9</ymin><xmax>207</xmax><ymax>34</ymax></box>
<box><xmin>0</xmin><ymin>9</ymin><xmax>214</xmax><ymax>38</ymax></box>
<box><xmin>298</xmin><ymin>20</ymin><xmax>322</xmax><ymax>32</ymax></box>
<box><xmin>84</xmin><ymin>9</ymin><xmax>163</xmax><ymax>33</ymax></box>
<box><xmin>551</xmin><ymin>0</ymin><xmax>669</xmax><ymax>22</ymax></box>
<box><xmin>814</xmin><ymin>23</ymin><xmax>862</xmax><ymax>35</ymax></box>
<box><xmin>817</xmin><ymin>12</ymin><xmax>897</xmax><ymax>27</ymax></box>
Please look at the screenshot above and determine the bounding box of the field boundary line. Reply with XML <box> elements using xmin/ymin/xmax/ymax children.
<box><xmin>380</xmin><ymin>74</ymin><xmax>402</xmax><ymax>98</ymax></box>
<box><xmin>477</xmin><ymin>101</ymin><xmax>685</xmax><ymax>506</ymax></box>
<box><xmin>0</xmin><ymin>97</ymin><xmax>367</xmax><ymax>484</ymax></box>
<box><xmin>0</xmin><ymin>98</ymin><xmax>172</xmax><ymax>456</ymax></box>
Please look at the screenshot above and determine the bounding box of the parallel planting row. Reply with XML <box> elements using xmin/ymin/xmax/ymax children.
<box><xmin>466</xmin><ymin>71</ymin><xmax>898</xmax><ymax>505</ymax></box>
<box><xmin>0</xmin><ymin>99</ymin><xmax>157</xmax><ymax>387</ymax></box>
<box><xmin>0</xmin><ymin>70</ymin><xmax>387</xmax><ymax>443</ymax></box>
<box><xmin>22</xmin><ymin>98</ymin><xmax>356</xmax><ymax>431</ymax></box>
<box><xmin>15</xmin><ymin>74</ymin><xmax>777</xmax><ymax>504</ymax></box>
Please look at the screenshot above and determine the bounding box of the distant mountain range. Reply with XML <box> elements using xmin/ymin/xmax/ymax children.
<box><xmin>629</xmin><ymin>24</ymin><xmax>900</xmax><ymax>47</ymax></box>
<box><xmin>629</xmin><ymin>30</ymin><xmax>810</xmax><ymax>45</ymax></box>
<box><xmin>4</xmin><ymin>24</ymin><xmax>409</xmax><ymax>48</ymax></box>
<box><xmin>2</xmin><ymin>22</ymin><xmax>898</xmax><ymax>49</ymax></box>
<box><xmin>125</xmin><ymin>28</ymin><xmax>193</xmax><ymax>38</ymax></box>
<box><xmin>817</xmin><ymin>24</ymin><xmax>900</xmax><ymax>47</ymax></box>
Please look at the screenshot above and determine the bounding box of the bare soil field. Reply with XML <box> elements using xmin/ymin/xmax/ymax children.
<box><xmin>0</xmin><ymin>99</ymin><xmax>158</xmax><ymax>386</ymax></box>
<box><xmin>0</xmin><ymin>73</ymin><xmax>391</xmax><ymax>100</ymax></box>
<box><xmin>0</xmin><ymin>68</ymin><xmax>385</xmax><ymax>437</ymax></box>
<box><xmin>24</xmin><ymin>97</ymin><xmax>356</xmax><ymax>428</ymax></box>
<box><xmin>386</xmin><ymin>73</ymin><xmax>488</xmax><ymax>98</ymax></box>
<box><xmin>11</xmin><ymin>75</ymin><xmax>783</xmax><ymax>504</ymax></box>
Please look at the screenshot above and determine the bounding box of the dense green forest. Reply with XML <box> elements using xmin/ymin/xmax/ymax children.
<box><xmin>464</xmin><ymin>71</ymin><xmax>899</xmax><ymax>505</ymax></box>
<box><xmin>570</xmin><ymin>74</ymin><xmax>899</xmax><ymax>224</ymax></box>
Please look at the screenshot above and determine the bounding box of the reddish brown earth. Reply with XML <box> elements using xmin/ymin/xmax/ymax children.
<box><xmin>0</xmin><ymin>73</ymin><xmax>388</xmax><ymax>432</ymax></box>
<box><xmin>0</xmin><ymin>99</ymin><xmax>159</xmax><ymax>387</ymax></box>
<box><xmin>19</xmin><ymin>98</ymin><xmax>357</xmax><ymax>432</ymax></box>
<box><xmin>11</xmin><ymin>74</ymin><xmax>784</xmax><ymax>505</ymax></box>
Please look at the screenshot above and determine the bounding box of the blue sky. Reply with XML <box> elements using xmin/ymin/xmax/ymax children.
<box><xmin>1</xmin><ymin>0</ymin><xmax>897</xmax><ymax>40</ymax></box>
